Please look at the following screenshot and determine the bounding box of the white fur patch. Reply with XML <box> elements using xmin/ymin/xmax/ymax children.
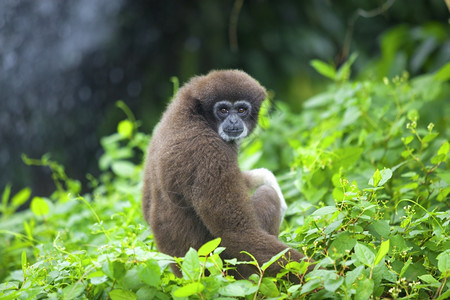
<box><xmin>245</xmin><ymin>168</ymin><xmax>287</xmax><ymax>221</ymax></box>
<box><xmin>218</xmin><ymin>124</ymin><xmax>248</xmax><ymax>142</ymax></box>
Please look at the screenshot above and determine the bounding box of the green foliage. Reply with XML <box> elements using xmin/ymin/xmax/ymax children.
<box><xmin>1</xmin><ymin>59</ymin><xmax>449</xmax><ymax>299</ymax></box>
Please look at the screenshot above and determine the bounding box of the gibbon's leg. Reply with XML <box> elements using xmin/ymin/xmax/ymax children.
<box><xmin>251</xmin><ymin>185</ymin><xmax>281</xmax><ymax>236</ymax></box>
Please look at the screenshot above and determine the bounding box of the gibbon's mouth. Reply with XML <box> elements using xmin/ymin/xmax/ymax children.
<box><xmin>224</xmin><ymin>128</ymin><xmax>244</xmax><ymax>137</ymax></box>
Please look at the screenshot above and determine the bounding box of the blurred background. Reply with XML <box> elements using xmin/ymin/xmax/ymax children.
<box><xmin>1</xmin><ymin>0</ymin><xmax>449</xmax><ymax>198</ymax></box>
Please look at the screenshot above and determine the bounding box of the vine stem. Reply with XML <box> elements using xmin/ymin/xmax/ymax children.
<box><xmin>341</xmin><ymin>0</ymin><xmax>396</xmax><ymax>62</ymax></box>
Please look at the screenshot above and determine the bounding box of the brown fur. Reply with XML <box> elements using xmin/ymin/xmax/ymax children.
<box><xmin>142</xmin><ymin>70</ymin><xmax>309</xmax><ymax>278</ymax></box>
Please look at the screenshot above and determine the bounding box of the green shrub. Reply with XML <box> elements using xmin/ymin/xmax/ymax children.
<box><xmin>1</xmin><ymin>61</ymin><xmax>449</xmax><ymax>299</ymax></box>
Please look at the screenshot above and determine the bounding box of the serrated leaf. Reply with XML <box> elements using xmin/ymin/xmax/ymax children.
<box><xmin>374</xmin><ymin>240</ymin><xmax>390</xmax><ymax>266</ymax></box>
<box><xmin>109</xmin><ymin>289</ymin><xmax>137</xmax><ymax>300</ymax></box>
<box><xmin>30</xmin><ymin>197</ymin><xmax>49</xmax><ymax>216</ymax></box>
<box><xmin>198</xmin><ymin>238</ymin><xmax>221</xmax><ymax>257</ymax></box>
<box><xmin>173</xmin><ymin>282</ymin><xmax>204</xmax><ymax>297</ymax></box>
<box><xmin>310</xmin><ymin>60</ymin><xmax>336</xmax><ymax>80</ymax></box>
<box><xmin>354</xmin><ymin>243</ymin><xmax>375</xmax><ymax>267</ymax></box>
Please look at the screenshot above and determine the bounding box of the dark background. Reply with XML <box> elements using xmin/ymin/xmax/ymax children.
<box><xmin>1</xmin><ymin>0</ymin><xmax>449</xmax><ymax>198</ymax></box>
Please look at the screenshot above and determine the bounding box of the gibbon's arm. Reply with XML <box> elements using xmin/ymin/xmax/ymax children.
<box><xmin>243</xmin><ymin>168</ymin><xmax>287</xmax><ymax>219</ymax></box>
<box><xmin>191</xmin><ymin>163</ymin><xmax>305</xmax><ymax>276</ymax></box>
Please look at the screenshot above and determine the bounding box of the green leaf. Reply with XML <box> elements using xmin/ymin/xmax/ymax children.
<box><xmin>219</xmin><ymin>280</ymin><xmax>258</xmax><ymax>297</ymax></box>
<box><xmin>399</xmin><ymin>258</ymin><xmax>412</xmax><ymax>278</ymax></box>
<box><xmin>334</xmin><ymin>147</ymin><xmax>363</xmax><ymax>168</ymax></box>
<box><xmin>182</xmin><ymin>248</ymin><xmax>201</xmax><ymax>280</ymax></box>
<box><xmin>21</xmin><ymin>250</ymin><xmax>27</xmax><ymax>276</ymax></box>
<box><xmin>324</xmin><ymin>275</ymin><xmax>344</xmax><ymax>292</ymax></box>
<box><xmin>30</xmin><ymin>197</ymin><xmax>49</xmax><ymax>216</ymax></box>
<box><xmin>329</xmin><ymin>232</ymin><xmax>356</xmax><ymax>258</ymax></box>
<box><xmin>300</xmin><ymin>277</ymin><xmax>322</xmax><ymax>295</ymax></box>
<box><xmin>402</xmin><ymin>135</ymin><xmax>414</xmax><ymax>145</ymax></box>
<box><xmin>373</xmin><ymin>240</ymin><xmax>390</xmax><ymax>266</ymax></box>
<box><xmin>369</xmin><ymin>169</ymin><xmax>381</xmax><ymax>187</ymax></box>
<box><xmin>369</xmin><ymin>168</ymin><xmax>392</xmax><ymax>187</ymax></box>
<box><xmin>434</xmin><ymin>62</ymin><xmax>450</xmax><ymax>81</ymax></box>
<box><xmin>138</xmin><ymin>260</ymin><xmax>161</xmax><ymax>287</ymax></box>
<box><xmin>1</xmin><ymin>183</ymin><xmax>11</xmax><ymax>213</ymax></box>
<box><xmin>261</xmin><ymin>248</ymin><xmax>289</xmax><ymax>271</ymax></box>
<box><xmin>109</xmin><ymin>289</ymin><xmax>137</xmax><ymax>300</ymax></box>
<box><xmin>418</xmin><ymin>274</ymin><xmax>440</xmax><ymax>285</ymax></box>
<box><xmin>198</xmin><ymin>238</ymin><xmax>221</xmax><ymax>257</ymax></box>
<box><xmin>355</xmin><ymin>278</ymin><xmax>373</xmax><ymax>300</ymax></box>
<box><xmin>323</xmin><ymin>219</ymin><xmax>343</xmax><ymax>235</ymax></box>
<box><xmin>370</xmin><ymin>220</ymin><xmax>390</xmax><ymax>238</ymax></box>
<box><xmin>432</xmin><ymin>141</ymin><xmax>449</xmax><ymax>164</ymax></box>
<box><xmin>259</xmin><ymin>278</ymin><xmax>279</xmax><ymax>297</ymax></box>
<box><xmin>438</xmin><ymin>141</ymin><xmax>449</xmax><ymax>156</ymax></box>
<box><xmin>103</xmin><ymin>260</ymin><xmax>126</xmax><ymax>280</ymax></box>
<box><xmin>310</xmin><ymin>59</ymin><xmax>336</xmax><ymax>80</ymax></box>
<box><xmin>173</xmin><ymin>282</ymin><xmax>205</xmax><ymax>297</ymax></box>
<box><xmin>117</xmin><ymin>120</ymin><xmax>134</xmax><ymax>138</ymax></box>
<box><xmin>378</xmin><ymin>168</ymin><xmax>393</xmax><ymax>186</ymax></box>
<box><xmin>354</xmin><ymin>243</ymin><xmax>375</xmax><ymax>267</ymax></box>
<box><xmin>62</xmin><ymin>283</ymin><xmax>85</xmax><ymax>300</ymax></box>
<box><xmin>136</xmin><ymin>287</ymin><xmax>157</xmax><ymax>300</ymax></box>
<box><xmin>437</xmin><ymin>250</ymin><xmax>450</xmax><ymax>274</ymax></box>
<box><xmin>336</xmin><ymin>53</ymin><xmax>358</xmax><ymax>81</ymax></box>
<box><xmin>11</xmin><ymin>187</ymin><xmax>31</xmax><ymax>207</ymax></box>
<box><xmin>437</xmin><ymin>290</ymin><xmax>450</xmax><ymax>300</ymax></box>
<box><xmin>422</xmin><ymin>132</ymin><xmax>439</xmax><ymax>143</ymax></box>
<box><xmin>345</xmin><ymin>265</ymin><xmax>364</xmax><ymax>287</ymax></box>
<box><xmin>312</xmin><ymin>206</ymin><xmax>337</xmax><ymax>217</ymax></box>
<box><xmin>111</xmin><ymin>161</ymin><xmax>135</xmax><ymax>177</ymax></box>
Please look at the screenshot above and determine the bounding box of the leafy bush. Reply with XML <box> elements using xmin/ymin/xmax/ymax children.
<box><xmin>1</xmin><ymin>61</ymin><xmax>449</xmax><ymax>299</ymax></box>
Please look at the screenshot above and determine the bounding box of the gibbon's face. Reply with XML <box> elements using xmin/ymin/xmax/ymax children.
<box><xmin>213</xmin><ymin>100</ymin><xmax>252</xmax><ymax>142</ymax></box>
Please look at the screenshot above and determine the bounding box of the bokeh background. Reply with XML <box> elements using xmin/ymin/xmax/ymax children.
<box><xmin>1</xmin><ymin>0</ymin><xmax>449</xmax><ymax>198</ymax></box>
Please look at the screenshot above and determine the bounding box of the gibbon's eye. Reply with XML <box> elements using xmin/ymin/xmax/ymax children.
<box><xmin>219</xmin><ymin>107</ymin><xmax>228</xmax><ymax>115</ymax></box>
<box><xmin>237</xmin><ymin>107</ymin><xmax>247</xmax><ymax>114</ymax></box>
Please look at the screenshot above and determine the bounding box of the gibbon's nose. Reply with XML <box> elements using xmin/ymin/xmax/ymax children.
<box><xmin>229</xmin><ymin>114</ymin><xmax>239</xmax><ymax>124</ymax></box>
